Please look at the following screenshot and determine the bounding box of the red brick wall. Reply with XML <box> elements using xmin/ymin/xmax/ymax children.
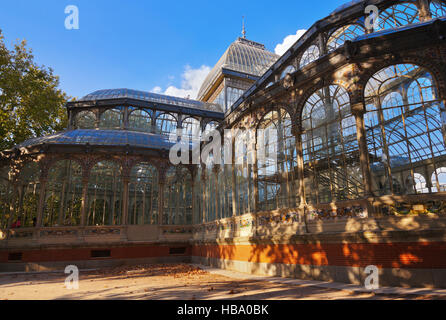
<box><xmin>191</xmin><ymin>242</ymin><xmax>446</xmax><ymax>269</ymax></box>
<box><xmin>2</xmin><ymin>242</ymin><xmax>445</xmax><ymax>269</ymax></box>
<box><xmin>0</xmin><ymin>245</ymin><xmax>191</xmax><ymax>263</ymax></box>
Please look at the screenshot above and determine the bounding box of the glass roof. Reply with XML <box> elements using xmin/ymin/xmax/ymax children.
<box><xmin>79</xmin><ymin>88</ymin><xmax>223</xmax><ymax>113</ymax></box>
<box><xmin>354</xmin><ymin>18</ymin><xmax>439</xmax><ymax>41</ymax></box>
<box><xmin>16</xmin><ymin>129</ymin><xmax>175</xmax><ymax>150</ymax></box>
<box><xmin>229</xmin><ymin>0</ymin><xmax>445</xmax><ymax>116</ymax></box>
<box><xmin>197</xmin><ymin>38</ymin><xmax>279</xmax><ymax>100</ymax></box>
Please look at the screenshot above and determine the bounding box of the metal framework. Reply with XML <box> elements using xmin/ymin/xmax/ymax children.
<box><xmin>1</xmin><ymin>0</ymin><xmax>446</xmax><ymax>245</ymax></box>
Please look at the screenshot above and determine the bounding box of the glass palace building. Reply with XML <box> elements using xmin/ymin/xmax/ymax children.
<box><xmin>2</xmin><ymin>0</ymin><xmax>446</xmax><ymax>288</ymax></box>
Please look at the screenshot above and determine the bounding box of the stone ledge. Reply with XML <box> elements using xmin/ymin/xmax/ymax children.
<box><xmin>192</xmin><ymin>228</ymin><xmax>446</xmax><ymax>246</ymax></box>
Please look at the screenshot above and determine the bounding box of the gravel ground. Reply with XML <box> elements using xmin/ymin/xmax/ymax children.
<box><xmin>0</xmin><ymin>264</ymin><xmax>443</xmax><ymax>300</ymax></box>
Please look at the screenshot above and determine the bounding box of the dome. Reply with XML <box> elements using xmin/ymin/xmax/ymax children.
<box><xmin>79</xmin><ymin>88</ymin><xmax>224</xmax><ymax>113</ymax></box>
<box><xmin>197</xmin><ymin>38</ymin><xmax>279</xmax><ymax>101</ymax></box>
<box><xmin>15</xmin><ymin>129</ymin><xmax>174</xmax><ymax>151</ymax></box>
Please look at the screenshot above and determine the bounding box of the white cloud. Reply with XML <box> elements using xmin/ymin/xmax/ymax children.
<box><xmin>151</xmin><ymin>86</ymin><xmax>162</xmax><ymax>94</ymax></box>
<box><xmin>152</xmin><ymin>65</ymin><xmax>211</xmax><ymax>99</ymax></box>
<box><xmin>274</xmin><ymin>29</ymin><xmax>307</xmax><ymax>56</ymax></box>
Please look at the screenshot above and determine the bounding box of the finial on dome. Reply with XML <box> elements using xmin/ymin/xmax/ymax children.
<box><xmin>242</xmin><ymin>16</ymin><xmax>246</xmax><ymax>39</ymax></box>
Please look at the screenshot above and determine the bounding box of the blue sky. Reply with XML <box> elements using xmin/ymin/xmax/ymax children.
<box><xmin>0</xmin><ymin>0</ymin><xmax>348</xmax><ymax>99</ymax></box>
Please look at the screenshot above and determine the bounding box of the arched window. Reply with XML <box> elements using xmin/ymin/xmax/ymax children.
<box><xmin>430</xmin><ymin>0</ymin><xmax>446</xmax><ymax>18</ymax></box>
<box><xmin>203</xmin><ymin>121</ymin><xmax>219</xmax><ymax>138</ymax></box>
<box><xmin>43</xmin><ymin>160</ymin><xmax>83</xmax><ymax>227</ymax></box>
<box><xmin>280</xmin><ymin>65</ymin><xmax>296</xmax><ymax>80</ymax></box>
<box><xmin>198</xmin><ymin>151</ymin><xmax>232</xmax><ymax>223</ymax></box>
<box><xmin>0</xmin><ymin>168</ymin><xmax>12</xmax><ymax>229</ymax></box>
<box><xmin>75</xmin><ymin>111</ymin><xmax>96</xmax><ymax>129</ymax></box>
<box><xmin>326</xmin><ymin>24</ymin><xmax>365</xmax><ymax>53</ymax></box>
<box><xmin>364</xmin><ymin>64</ymin><xmax>446</xmax><ymax>196</ymax></box>
<box><xmin>128</xmin><ymin>109</ymin><xmax>152</xmax><ymax>132</ymax></box>
<box><xmin>87</xmin><ymin>161</ymin><xmax>122</xmax><ymax>226</ymax></box>
<box><xmin>377</xmin><ymin>3</ymin><xmax>420</xmax><ymax>31</ymax></box>
<box><xmin>204</xmin><ymin>154</ymin><xmax>218</xmax><ymax>222</ymax></box>
<box><xmin>257</xmin><ymin>110</ymin><xmax>297</xmax><ymax>211</ymax></box>
<box><xmin>412</xmin><ymin>173</ymin><xmax>429</xmax><ymax>194</ymax></box>
<box><xmin>235</xmin><ymin>130</ymin><xmax>254</xmax><ymax>215</ymax></box>
<box><xmin>182</xmin><ymin>117</ymin><xmax>201</xmax><ymax>145</ymax></box>
<box><xmin>217</xmin><ymin>164</ymin><xmax>232</xmax><ymax>219</ymax></box>
<box><xmin>156</xmin><ymin>113</ymin><xmax>177</xmax><ymax>136</ymax></box>
<box><xmin>163</xmin><ymin>167</ymin><xmax>192</xmax><ymax>225</ymax></box>
<box><xmin>432</xmin><ymin>167</ymin><xmax>446</xmax><ymax>192</ymax></box>
<box><xmin>221</xmin><ymin>141</ymin><xmax>233</xmax><ymax>218</ymax></box>
<box><xmin>300</xmin><ymin>45</ymin><xmax>320</xmax><ymax>69</ymax></box>
<box><xmin>408</xmin><ymin>77</ymin><xmax>436</xmax><ymax>106</ymax></box>
<box><xmin>128</xmin><ymin>163</ymin><xmax>158</xmax><ymax>225</ymax></box>
<box><xmin>99</xmin><ymin>108</ymin><xmax>124</xmax><ymax>129</ymax></box>
<box><xmin>13</xmin><ymin>162</ymin><xmax>41</xmax><ymax>228</ymax></box>
<box><xmin>193</xmin><ymin>167</ymin><xmax>202</xmax><ymax>224</ymax></box>
<box><xmin>302</xmin><ymin>85</ymin><xmax>363</xmax><ymax>204</ymax></box>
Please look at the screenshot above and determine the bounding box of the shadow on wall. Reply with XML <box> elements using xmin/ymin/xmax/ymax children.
<box><xmin>247</xmin><ymin>224</ymin><xmax>446</xmax><ymax>289</ymax></box>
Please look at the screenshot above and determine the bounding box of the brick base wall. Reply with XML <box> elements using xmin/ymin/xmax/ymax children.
<box><xmin>2</xmin><ymin>239</ymin><xmax>446</xmax><ymax>288</ymax></box>
<box><xmin>191</xmin><ymin>242</ymin><xmax>446</xmax><ymax>269</ymax></box>
<box><xmin>0</xmin><ymin>243</ymin><xmax>191</xmax><ymax>272</ymax></box>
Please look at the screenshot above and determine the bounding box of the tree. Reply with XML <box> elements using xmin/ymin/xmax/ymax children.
<box><xmin>0</xmin><ymin>29</ymin><xmax>69</xmax><ymax>150</ymax></box>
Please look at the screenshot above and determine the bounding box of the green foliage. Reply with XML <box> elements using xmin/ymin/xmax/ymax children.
<box><xmin>0</xmin><ymin>29</ymin><xmax>69</xmax><ymax>150</ymax></box>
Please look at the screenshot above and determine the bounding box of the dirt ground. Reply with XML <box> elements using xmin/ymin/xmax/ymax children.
<box><xmin>0</xmin><ymin>264</ymin><xmax>443</xmax><ymax>300</ymax></box>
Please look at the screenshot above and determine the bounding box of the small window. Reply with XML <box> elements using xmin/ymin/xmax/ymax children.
<box><xmin>169</xmin><ymin>247</ymin><xmax>187</xmax><ymax>255</ymax></box>
<box><xmin>300</xmin><ymin>45</ymin><xmax>320</xmax><ymax>69</ymax></box>
<box><xmin>8</xmin><ymin>252</ymin><xmax>23</xmax><ymax>261</ymax></box>
<box><xmin>91</xmin><ymin>249</ymin><xmax>111</xmax><ymax>258</ymax></box>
